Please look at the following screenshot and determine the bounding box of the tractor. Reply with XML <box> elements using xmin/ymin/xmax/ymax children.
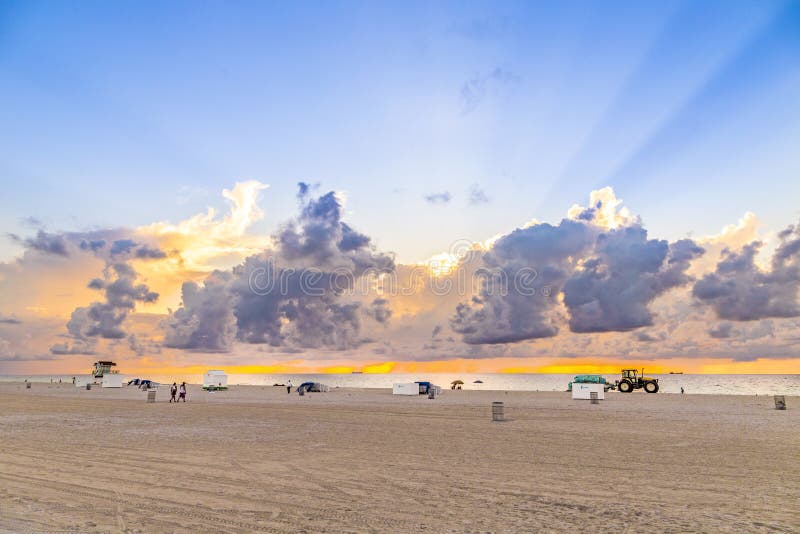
<box><xmin>616</xmin><ymin>368</ymin><xmax>659</xmax><ymax>393</ymax></box>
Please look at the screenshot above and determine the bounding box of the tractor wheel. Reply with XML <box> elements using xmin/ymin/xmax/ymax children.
<box><xmin>618</xmin><ymin>380</ymin><xmax>633</xmax><ymax>393</ymax></box>
<box><xmin>644</xmin><ymin>381</ymin><xmax>659</xmax><ymax>393</ymax></box>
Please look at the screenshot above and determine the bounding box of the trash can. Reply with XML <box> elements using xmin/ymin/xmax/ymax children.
<box><xmin>492</xmin><ymin>401</ymin><xmax>504</xmax><ymax>422</ymax></box>
<box><xmin>298</xmin><ymin>388</ymin><xmax>304</xmax><ymax>396</ymax></box>
<box><xmin>775</xmin><ymin>395</ymin><xmax>786</xmax><ymax>410</ymax></box>
<box><xmin>147</xmin><ymin>390</ymin><xmax>156</xmax><ymax>403</ymax></box>
<box><xmin>26</xmin><ymin>382</ymin><xmax>31</xmax><ymax>389</ymax></box>
<box><xmin>590</xmin><ymin>392</ymin><xmax>599</xmax><ymax>404</ymax></box>
<box><xmin>428</xmin><ymin>389</ymin><xmax>435</xmax><ymax>399</ymax></box>
<box><xmin>86</xmin><ymin>383</ymin><xmax>92</xmax><ymax>390</ymax></box>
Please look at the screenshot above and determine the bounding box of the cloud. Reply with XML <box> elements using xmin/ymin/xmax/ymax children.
<box><xmin>163</xmin><ymin>272</ymin><xmax>236</xmax><ymax>352</ymax></box>
<box><xmin>451</xmin><ymin>218</ymin><xmax>596</xmax><ymax>344</ymax></box>
<box><xmin>127</xmin><ymin>333</ymin><xmax>162</xmax><ymax>356</ymax></box>
<box><xmin>110</xmin><ymin>239</ymin><xmax>137</xmax><ymax>256</ymax></box>
<box><xmin>49</xmin><ymin>340</ymin><xmax>96</xmax><ymax>355</ymax></box>
<box><xmin>424</xmin><ymin>192</ymin><xmax>452</xmax><ymax>205</ymax></box>
<box><xmin>142</xmin><ymin>180</ymin><xmax>270</xmax><ymax>275</ymax></box>
<box><xmin>80</xmin><ymin>239</ymin><xmax>106</xmax><ymax>252</ymax></box>
<box><xmin>708</xmin><ymin>322</ymin><xmax>734</xmax><ymax>339</ymax></box>
<box><xmin>564</xmin><ymin>231</ymin><xmax>704</xmax><ymax>333</ymax></box>
<box><xmin>468</xmin><ymin>185</ymin><xmax>490</xmax><ymax>205</ymax></box>
<box><xmin>634</xmin><ymin>331</ymin><xmax>663</xmax><ymax>342</ymax></box>
<box><xmin>451</xmin><ymin>188</ymin><xmax>703</xmax><ymax>344</ymax></box>
<box><xmin>369</xmin><ymin>298</ymin><xmax>392</xmax><ymax>324</ymax></box>
<box><xmin>135</xmin><ymin>245</ymin><xmax>167</xmax><ymax>259</ymax></box>
<box><xmin>10</xmin><ymin>230</ymin><xmax>70</xmax><ymax>256</ymax></box>
<box><xmin>460</xmin><ymin>67</ymin><xmax>520</xmax><ymax>114</ymax></box>
<box><xmin>163</xmin><ymin>186</ymin><xmax>395</xmax><ymax>352</ymax></box>
<box><xmin>0</xmin><ymin>315</ymin><xmax>22</xmax><ymax>324</ymax></box>
<box><xmin>52</xmin><ymin>262</ymin><xmax>158</xmax><ymax>353</ymax></box>
<box><xmin>693</xmin><ymin>222</ymin><xmax>800</xmax><ymax>321</ymax></box>
<box><xmin>20</xmin><ymin>216</ymin><xmax>43</xmax><ymax>228</ymax></box>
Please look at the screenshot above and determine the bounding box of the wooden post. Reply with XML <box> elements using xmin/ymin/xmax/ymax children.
<box><xmin>774</xmin><ymin>395</ymin><xmax>786</xmax><ymax>410</ymax></box>
<box><xmin>492</xmin><ymin>401</ymin><xmax>504</xmax><ymax>422</ymax></box>
<box><xmin>590</xmin><ymin>392</ymin><xmax>599</xmax><ymax>404</ymax></box>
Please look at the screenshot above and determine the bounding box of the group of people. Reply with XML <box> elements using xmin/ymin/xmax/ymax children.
<box><xmin>169</xmin><ymin>382</ymin><xmax>187</xmax><ymax>403</ymax></box>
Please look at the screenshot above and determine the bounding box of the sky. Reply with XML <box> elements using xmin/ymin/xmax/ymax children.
<box><xmin>1</xmin><ymin>0</ymin><xmax>799</xmax><ymax>375</ymax></box>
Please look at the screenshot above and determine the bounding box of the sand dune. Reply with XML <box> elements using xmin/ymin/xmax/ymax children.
<box><xmin>1</xmin><ymin>383</ymin><xmax>798</xmax><ymax>533</ymax></box>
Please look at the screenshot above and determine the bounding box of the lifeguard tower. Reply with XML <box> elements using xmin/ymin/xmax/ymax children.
<box><xmin>92</xmin><ymin>360</ymin><xmax>117</xmax><ymax>378</ymax></box>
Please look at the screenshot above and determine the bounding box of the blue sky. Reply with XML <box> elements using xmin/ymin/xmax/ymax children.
<box><xmin>1</xmin><ymin>0</ymin><xmax>799</xmax><ymax>263</ymax></box>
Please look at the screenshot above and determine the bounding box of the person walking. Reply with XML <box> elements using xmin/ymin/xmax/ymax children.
<box><xmin>286</xmin><ymin>379</ymin><xmax>293</xmax><ymax>394</ymax></box>
<box><xmin>170</xmin><ymin>382</ymin><xmax>178</xmax><ymax>403</ymax></box>
<box><xmin>179</xmin><ymin>382</ymin><xmax>187</xmax><ymax>402</ymax></box>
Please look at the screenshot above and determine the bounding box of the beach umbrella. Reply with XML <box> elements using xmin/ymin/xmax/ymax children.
<box><xmin>473</xmin><ymin>379</ymin><xmax>483</xmax><ymax>384</ymax></box>
<box><xmin>451</xmin><ymin>380</ymin><xmax>464</xmax><ymax>385</ymax></box>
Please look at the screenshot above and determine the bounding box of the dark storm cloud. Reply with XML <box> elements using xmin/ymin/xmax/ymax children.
<box><xmin>634</xmin><ymin>331</ymin><xmax>660</xmax><ymax>342</ymax></box>
<box><xmin>11</xmin><ymin>230</ymin><xmax>70</xmax><ymax>256</ymax></box>
<box><xmin>693</xmin><ymin>223</ymin><xmax>800</xmax><ymax>321</ymax></box>
<box><xmin>51</xmin><ymin>262</ymin><xmax>159</xmax><ymax>354</ymax></box>
<box><xmin>135</xmin><ymin>245</ymin><xmax>168</xmax><ymax>259</ymax></box>
<box><xmin>451</xmin><ymin>219</ymin><xmax>595</xmax><ymax>344</ymax></box>
<box><xmin>424</xmin><ymin>192</ymin><xmax>452</xmax><ymax>205</ymax></box>
<box><xmin>12</xmin><ymin>227</ymin><xmax>167</xmax><ymax>264</ymax></box>
<box><xmin>163</xmin><ymin>273</ymin><xmax>236</xmax><ymax>352</ymax></box>
<box><xmin>80</xmin><ymin>239</ymin><xmax>106</xmax><ymax>252</ymax></box>
<box><xmin>128</xmin><ymin>334</ymin><xmax>162</xmax><ymax>356</ymax></box>
<box><xmin>110</xmin><ymin>239</ymin><xmax>137</xmax><ymax>256</ymax></box>
<box><xmin>108</xmin><ymin>239</ymin><xmax>166</xmax><ymax>259</ymax></box>
<box><xmin>369</xmin><ymin>298</ymin><xmax>392</xmax><ymax>324</ymax></box>
<box><xmin>49</xmin><ymin>340</ymin><xmax>97</xmax><ymax>355</ymax></box>
<box><xmin>564</xmin><ymin>229</ymin><xmax>704</xmax><ymax>333</ymax></box>
<box><xmin>708</xmin><ymin>322</ymin><xmax>734</xmax><ymax>339</ymax></box>
<box><xmin>163</xmin><ymin>187</ymin><xmax>395</xmax><ymax>352</ymax></box>
<box><xmin>451</xmin><ymin>212</ymin><xmax>703</xmax><ymax>345</ymax></box>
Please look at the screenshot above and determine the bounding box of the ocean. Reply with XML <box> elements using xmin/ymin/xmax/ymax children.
<box><xmin>3</xmin><ymin>373</ymin><xmax>799</xmax><ymax>396</ymax></box>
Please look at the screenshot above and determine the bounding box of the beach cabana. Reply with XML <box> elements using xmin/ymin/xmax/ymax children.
<box><xmin>392</xmin><ymin>383</ymin><xmax>419</xmax><ymax>395</ymax></box>
<box><xmin>571</xmin><ymin>383</ymin><xmax>605</xmax><ymax>400</ymax></box>
<box><xmin>203</xmin><ymin>370</ymin><xmax>228</xmax><ymax>390</ymax></box>
<box><xmin>102</xmin><ymin>374</ymin><xmax>123</xmax><ymax>388</ymax></box>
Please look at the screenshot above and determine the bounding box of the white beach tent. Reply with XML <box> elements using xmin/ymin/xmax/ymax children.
<box><xmin>393</xmin><ymin>383</ymin><xmax>419</xmax><ymax>395</ymax></box>
<box><xmin>571</xmin><ymin>383</ymin><xmax>605</xmax><ymax>400</ymax></box>
<box><xmin>203</xmin><ymin>370</ymin><xmax>228</xmax><ymax>390</ymax></box>
<box><xmin>102</xmin><ymin>374</ymin><xmax>123</xmax><ymax>388</ymax></box>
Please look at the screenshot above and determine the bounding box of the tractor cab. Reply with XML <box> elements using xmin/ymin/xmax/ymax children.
<box><xmin>621</xmin><ymin>369</ymin><xmax>639</xmax><ymax>381</ymax></box>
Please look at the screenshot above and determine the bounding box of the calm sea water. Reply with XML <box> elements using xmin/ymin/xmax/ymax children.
<box><xmin>3</xmin><ymin>373</ymin><xmax>799</xmax><ymax>396</ymax></box>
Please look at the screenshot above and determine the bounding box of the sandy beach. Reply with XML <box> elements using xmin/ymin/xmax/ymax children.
<box><xmin>1</xmin><ymin>383</ymin><xmax>798</xmax><ymax>533</ymax></box>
